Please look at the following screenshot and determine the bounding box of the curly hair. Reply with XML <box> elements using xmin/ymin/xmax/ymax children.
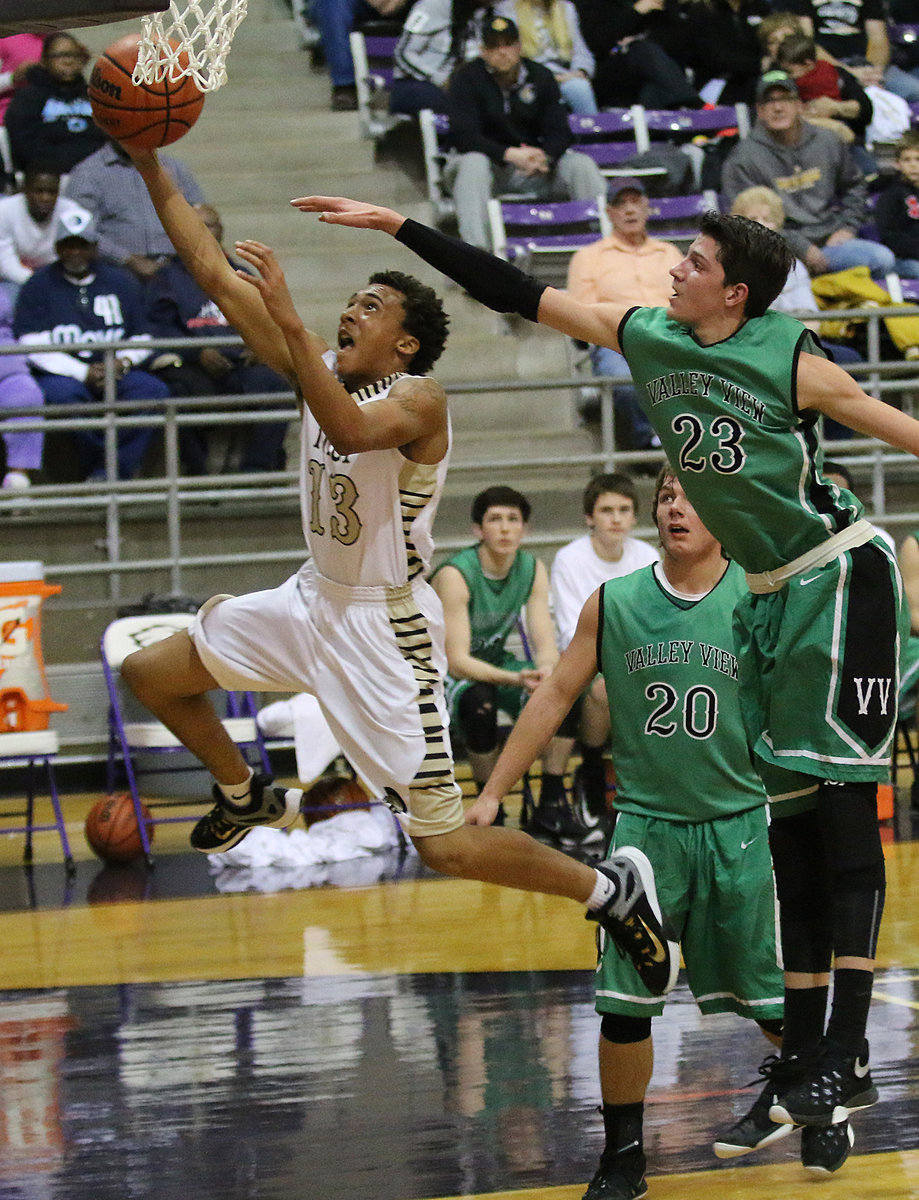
<box><xmin>368</xmin><ymin>270</ymin><xmax>450</xmax><ymax>376</ymax></box>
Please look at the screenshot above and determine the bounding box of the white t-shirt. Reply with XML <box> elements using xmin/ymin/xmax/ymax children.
<box><xmin>550</xmin><ymin>533</ymin><xmax>659</xmax><ymax>649</ymax></box>
<box><xmin>0</xmin><ymin>194</ymin><xmax>91</xmax><ymax>285</ymax></box>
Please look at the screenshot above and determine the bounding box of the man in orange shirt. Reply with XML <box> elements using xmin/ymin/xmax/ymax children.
<box><xmin>566</xmin><ymin>177</ymin><xmax>682</xmax><ymax>449</ymax></box>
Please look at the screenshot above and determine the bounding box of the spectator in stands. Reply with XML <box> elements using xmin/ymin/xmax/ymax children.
<box><xmin>494</xmin><ymin>0</ymin><xmax>597</xmax><ymax>114</ymax></box>
<box><xmin>875</xmin><ymin>130</ymin><xmax>919</xmax><ymax>282</ymax></box>
<box><xmin>0</xmin><ymin>33</ymin><xmax>42</xmax><ymax>122</ymax></box>
<box><xmin>313</xmin><ymin>0</ymin><xmax>412</xmax><ymax>111</ymax></box>
<box><xmin>549</xmin><ymin>473</ymin><xmax>658</xmax><ymax>827</ymax></box>
<box><xmin>757</xmin><ymin>10</ymin><xmax>806</xmax><ymax>69</ymax></box>
<box><xmin>566</xmin><ymin>177</ymin><xmax>679</xmax><ymax>449</ymax></box>
<box><xmin>14</xmin><ymin>210</ymin><xmax>169</xmax><ymax>481</ymax></box>
<box><xmin>64</xmin><ymin>138</ymin><xmax>205</xmax><ymax>282</ymax></box>
<box><xmin>430</xmin><ymin>485</ymin><xmax>591</xmax><ymax>844</ymax></box>
<box><xmin>4</xmin><ymin>33</ymin><xmax>105</xmax><ymax>176</ymax></box>
<box><xmin>721</xmin><ymin>71</ymin><xmax>895</xmax><ymax>277</ymax></box>
<box><xmin>146</xmin><ymin>203</ymin><xmax>290</xmax><ymax>476</ymax></box>
<box><xmin>390</xmin><ymin>0</ymin><xmax>488</xmax><ymax>117</ymax></box>
<box><xmin>572</xmin><ymin>0</ymin><xmax>701</xmax><ymax>110</ymax></box>
<box><xmin>445</xmin><ymin>15</ymin><xmax>606</xmax><ymax>249</ymax></box>
<box><xmin>0</xmin><ymin>286</ymin><xmax>44</xmax><ymax>494</ymax></box>
<box><xmin>775</xmin><ymin>32</ymin><xmax>875</xmax><ymax>170</ymax></box>
<box><xmin>0</xmin><ymin>168</ymin><xmax>91</xmax><ymax>297</ymax></box>
<box><xmin>785</xmin><ymin>0</ymin><xmax>919</xmax><ymax>104</ymax></box>
<box><xmin>729</xmin><ymin>183</ymin><xmax>862</xmax><ymax>439</ymax></box>
<box><xmin>682</xmin><ymin>0</ymin><xmax>772</xmax><ymax>108</ymax></box>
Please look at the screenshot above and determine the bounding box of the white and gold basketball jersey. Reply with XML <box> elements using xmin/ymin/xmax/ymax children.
<box><xmin>299</xmin><ymin>360</ymin><xmax>450</xmax><ymax>588</ymax></box>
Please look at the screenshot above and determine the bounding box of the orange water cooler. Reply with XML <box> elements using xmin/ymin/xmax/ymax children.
<box><xmin>0</xmin><ymin>562</ymin><xmax>67</xmax><ymax>733</ymax></box>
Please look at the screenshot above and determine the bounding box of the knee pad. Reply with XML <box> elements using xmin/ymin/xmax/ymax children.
<box><xmin>769</xmin><ymin>809</ymin><xmax>833</xmax><ymax>973</ymax></box>
<box><xmin>817</xmin><ymin>781</ymin><xmax>886</xmax><ymax>893</ymax></box>
<box><xmin>456</xmin><ymin>682</ymin><xmax>498</xmax><ymax>754</ymax></box>
<box><xmin>600</xmin><ymin>1012</ymin><xmax>652</xmax><ymax>1044</ymax></box>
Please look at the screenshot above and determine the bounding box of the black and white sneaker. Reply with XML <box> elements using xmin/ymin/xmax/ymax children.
<box><xmin>582</xmin><ymin>1149</ymin><xmax>647</xmax><ymax>1200</ymax></box>
<box><xmin>191</xmin><ymin>773</ymin><xmax>303</xmax><ymax>854</ymax></box>
<box><xmin>588</xmin><ymin>847</ymin><xmax>679</xmax><ymax>997</ymax></box>
<box><xmin>712</xmin><ymin>1054</ymin><xmax>804</xmax><ymax>1158</ymax></box>
<box><xmin>770</xmin><ymin>1041</ymin><xmax>878</xmax><ymax>1127</ymax></box>
<box><xmin>801</xmin><ymin>1121</ymin><xmax>854</xmax><ymax>1175</ymax></box>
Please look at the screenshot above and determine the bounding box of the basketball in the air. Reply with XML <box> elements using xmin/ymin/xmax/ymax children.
<box><xmin>84</xmin><ymin>792</ymin><xmax>154</xmax><ymax>863</ymax></box>
<box><xmin>301</xmin><ymin>776</ymin><xmax>370</xmax><ymax>827</ymax></box>
<box><xmin>88</xmin><ymin>33</ymin><xmax>205</xmax><ymax>149</ymax></box>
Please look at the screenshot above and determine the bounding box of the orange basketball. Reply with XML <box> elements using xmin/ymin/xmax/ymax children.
<box><xmin>84</xmin><ymin>792</ymin><xmax>154</xmax><ymax>863</ymax></box>
<box><xmin>88</xmin><ymin>34</ymin><xmax>205</xmax><ymax>149</ymax></box>
<box><xmin>301</xmin><ymin>776</ymin><xmax>370</xmax><ymax>827</ymax></box>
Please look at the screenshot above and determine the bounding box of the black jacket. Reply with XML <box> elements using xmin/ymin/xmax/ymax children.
<box><xmin>876</xmin><ymin>177</ymin><xmax>919</xmax><ymax>262</ymax></box>
<box><xmin>5</xmin><ymin>64</ymin><xmax>106</xmax><ymax>173</ymax></box>
<box><xmin>447</xmin><ymin>56</ymin><xmax>572</xmax><ymax>165</ymax></box>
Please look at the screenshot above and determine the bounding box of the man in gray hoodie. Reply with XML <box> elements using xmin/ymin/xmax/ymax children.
<box><xmin>722</xmin><ymin>70</ymin><xmax>894</xmax><ymax>278</ymax></box>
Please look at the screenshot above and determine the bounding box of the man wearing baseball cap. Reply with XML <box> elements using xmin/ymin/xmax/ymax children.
<box><xmin>566</xmin><ymin>176</ymin><xmax>681</xmax><ymax>449</ymax></box>
<box><xmin>722</xmin><ymin>70</ymin><xmax>894</xmax><ymax>277</ymax></box>
<box><xmin>444</xmin><ymin>13</ymin><xmax>605</xmax><ymax>248</ymax></box>
<box><xmin>13</xmin><ymin>205</ymin><xmax>168</xmax><ymax>481</ymax></box>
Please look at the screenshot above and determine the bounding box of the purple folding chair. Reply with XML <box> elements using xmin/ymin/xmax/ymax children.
<box><xmin>101</xmin><ymin>613</ymin><xmax>271</xmax><ymax>866</ymax></box>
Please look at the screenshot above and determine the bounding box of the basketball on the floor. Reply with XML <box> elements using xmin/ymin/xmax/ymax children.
<box><xmin>85</xmin><ymin>792</ymin><xmax>153</xmax><ymax>863</ymax></box>
<box><xmin>301</xmin><ymin>776</ymin><xmax>370</xmax><ymax>827</ymax></box>
<box><xmin>88</xmin><ymin>34</ymin><xmax>205</xmax><ymax>149</ymax></box>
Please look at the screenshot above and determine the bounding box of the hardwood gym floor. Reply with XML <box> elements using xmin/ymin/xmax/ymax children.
<box><xmin>0</xmin><ymin>787</ymin><xmax>916</xmax><ymax>1200</ymax></box>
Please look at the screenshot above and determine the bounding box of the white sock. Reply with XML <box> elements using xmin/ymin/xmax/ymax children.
<box><xmin>586</xmin><ymin>867</ymin><xmax>618</xmax><ymax>911</ymax></box>
<box><xmin>218</xmin><ymin>768</ymin><xmax>254</xmax><ymax>809</ymax></box>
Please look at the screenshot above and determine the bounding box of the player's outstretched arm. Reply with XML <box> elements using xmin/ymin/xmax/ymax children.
<box><xmin>799</xmin><ymin>350</ymin><xmax>919</xmax><ymax>455</ymax></box>
<box><xmin>292</xmin><ymin>195</ymin><xmax>625</xmax><ymax>350</ymax></box>
<box><xmin>467</xmin><ymin>590</ymin><xmax>600</xmax><ymax>826</ymax></box>
<box><xmin>124</xmin><ymin>147</ymin><xmax>294</xmax><ymax>380</ymax></box>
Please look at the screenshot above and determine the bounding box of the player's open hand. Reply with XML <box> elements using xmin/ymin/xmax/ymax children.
<box><xmin>465</xmin><ymin>791</ymin><xmax>503</xmax><ymax>826</ymax></box>
<box><xmin>290</xmin><ymin>195</ymin><xmax>405</xmax><ymax>235</ymax></box>
<box><xmin>234</xmin><ymin>239</ymin><xmax>301</xmax><ymax>333</ymax></box>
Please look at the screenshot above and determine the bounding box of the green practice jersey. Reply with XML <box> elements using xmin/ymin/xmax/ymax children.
<box><xmin>431</xmin><ymin>545</ymin><xmax>536</xmax><ymax>665</ymax></box>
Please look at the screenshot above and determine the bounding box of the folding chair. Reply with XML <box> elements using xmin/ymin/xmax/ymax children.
<box><xmin>887</xmin><ymin>275</ymin><xmax>919</xmax><ymax>304</ymax></box>
<box><xmin>487</xmin><ymin>195</ymin><xmax>611</xmax><ymax>286</ymax></box>
<box><xmin>0</xmin><ymin>730</ymin><xmax>74</xmax><ymax>874</ymax></box>
<box><xmin>567</xmin><ymin>107</ymin><xmax>659</xmax><ymax>179</ymax></box>
<box><xmin>101</xmin><ymin>612</ymin><xmax>271</xmax><ymax>865</ymax></box>
<box><xmin>349</xmin><ymin>28</ymin><xmax>413</xmax><ymax>141</ymax></box>
<box><xmin>641</xmin><ymin>103</ymin><xmax>750</xmax><ymax>188</ymax></box>
<box><xmin>645</xmin><ymin>190</ymin><xmax>719</xmax><ymax>248</ymax></box>
<box><xmin>419</xmin><ymin>107</ymin><xmax>456</xmax><ymax>224</ymax></box>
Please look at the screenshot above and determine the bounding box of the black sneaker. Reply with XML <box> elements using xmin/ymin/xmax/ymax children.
<box><xmin>190</xmin><ymin>773</ymin><xmax>303</xmax><ymax>854</ymax></box>
<box><xmin>583</xmin><ymin>1149</ymin><xmax>647</xmax><ymax>1200</ymax></box>
<box><xmin>528</xmin><ymin>797</ymin><xmax>569</xmax><ymax>841</ymax></box>
<box><xmin>587</xmin><ymin>847</ymin><xmax>679</xmax><ymax>997</ymax></box>
<box><xmin>712</xmin><ymin>1054</ymin><xmax>804</xmax><ymax>1158</ymax></box>
<box><xmin>801</xmin><ymin>1121</ymin><xmax>854</xmax><ymax>1175</ymax></box>
<box><xmin>770</xmin><ymin>1041</ymin><xmax>878</xmax><ymax>1127</ymax></box>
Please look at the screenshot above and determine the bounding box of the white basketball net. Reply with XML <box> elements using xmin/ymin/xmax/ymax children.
<box><xmin>133</xmin><ymin>0</ymin><xmax>248</xmax><ymax>93</ymax></box>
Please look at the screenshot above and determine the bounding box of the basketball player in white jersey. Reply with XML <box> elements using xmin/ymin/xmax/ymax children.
<box><xmin>118</xmin><ymin>146</ymin><xmax>678</xmax><ymax>999</ymax></box>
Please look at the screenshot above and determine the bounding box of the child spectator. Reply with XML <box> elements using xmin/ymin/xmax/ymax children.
<box><xmin>875</xmin><ymin>130</ymin><xmax>919</xmax><ymax>281</ymax></box>
<box><xmin>775</xmin><ymin>32</ymin><xmax>874</xmax><ymax>171</ymax></box>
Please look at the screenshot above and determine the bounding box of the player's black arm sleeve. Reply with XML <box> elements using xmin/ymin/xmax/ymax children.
<box><xmin>395</xmin><ymin>219</ymin><xmax>547</xmax><ymax>322</ymax></box>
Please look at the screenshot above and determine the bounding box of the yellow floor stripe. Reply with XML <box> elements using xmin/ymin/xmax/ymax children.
<box><xmin>417</xmin><ymin>1147</ymin><xmax>919</xmax><ymax>1200</ymax></box>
